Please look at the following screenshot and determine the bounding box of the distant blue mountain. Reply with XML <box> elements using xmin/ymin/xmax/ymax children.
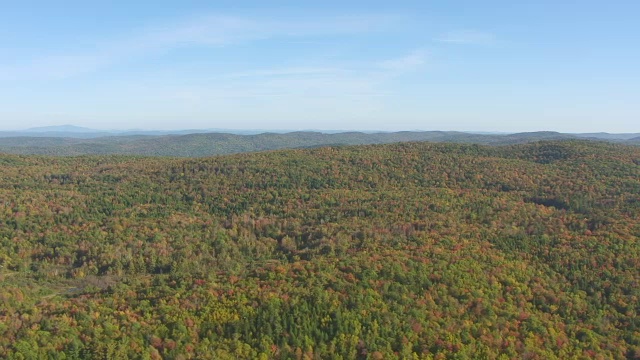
<box><xmin>0</xmin><ymin>126</ymin><xmax>638</xmax><ymax>149</ymax></box>
<box><xmin>572</xmin><ymin>132</ymin><xmax>640</xmax><ymax>140</ymax></box>
<box><xmin>0</xmin><ymin>129</ymin><xmax>637</xmax><ymax>157</ymax></box>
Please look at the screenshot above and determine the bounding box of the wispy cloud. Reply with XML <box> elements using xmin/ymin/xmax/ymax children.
<box><xmin>436</xmin><ymin>30</ymin><xmax>496</xmax><ymax>45</ymax></box>
<box><xmin>378</xmin><ymin>50</ymin><xmax>428</xmax><ymax>72</ymax></box>
<box><xmin>9</xmin><ymin>54</ymin><xmax>112</xmax><ymax>80</ymax></box>
<box><xmin>149</xmin><ymin>49</ymin><xmax>428</xmax><ymax>106</ymax></box>
<box><xmin>222</xmin><ymin>67</ymin><xmax>345</xmax><ymax>79</ymax></box>
<box><xmin>0</xmin><ymin>13</ymin><xmax>398</xmax><ymax>81</ymax></box>
<box><xmin>133</xmin><ymin>14</ymin><xmax>396</xmax><ymax>47</ymax></box>
<box><xmin>0</xmin><ymin>12</ymin><xmax>426</xmax><ymax>129</ymax></box>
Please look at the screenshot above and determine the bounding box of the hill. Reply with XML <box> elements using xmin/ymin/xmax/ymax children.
<box><xmin>0</xmin><ymin>126</ymin><xmax>220</xmax><ymax>139</ymax></box>
<box><xmin>573</xmin><ymin>132</ymin><xmax>640</xmax><ymax>141</ymax></box>
<box><xmin>0</xmin><ymin>141</ymin><xmax>639</xmax><ymax>358</ymax></box>
<box><xmin>0</xmin><ymin>130</ymin><xmax>585</xmax><ymax>156</ymax></box>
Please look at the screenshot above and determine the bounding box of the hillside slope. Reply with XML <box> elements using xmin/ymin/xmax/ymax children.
<box><xmin>0</xmin><ymin>131</ymin><xmax>584</xmax><ymax>156</ymax></box>
<box><xmin>0</xmin><ymin>141</ymin><xmax>639</xmax><ymax>358</ymax></box>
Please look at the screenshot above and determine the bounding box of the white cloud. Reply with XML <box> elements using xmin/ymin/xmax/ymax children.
<box><xmin>9</xmin><ymin>54</ymin><xmax>110</xmax><ymax>80</ymax></box>
<box><xmin>121</xmin><ymin>49</ymin><xmax>427</xmax><ymax>109</ymax></box>
<box><xmin>0</xmin><ymin>13</ymin><xmax>398</xmax><ymax>81</ymax></box>
<box><xmin>196</xmin><ymin>50</ymin><xmax>428</xmax><ymax>99</ymax></box>
<box><xmin>378</xmin><ymin>50</ymin><xmax>428</xmax><ymax>72</ymax></box>
<box><xmin>436</xmin><ymin>30</ymin><xmax>496</xmax><ymax>45</ymax></box>
<box><xmin>154</xmin><ymin>68</ymin><xmax>384</xmax><ymax>101</ymax></box>
<box><xmin>221</xmin><ymin>67</ymin><xmax>344</xmax><ymax>79</ymax></box>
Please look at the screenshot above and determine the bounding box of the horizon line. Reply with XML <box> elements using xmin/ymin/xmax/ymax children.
<box><xmin>1</xmin><ymin>125</ymin><xmax>639</xmax><ymax>135</ymax></box>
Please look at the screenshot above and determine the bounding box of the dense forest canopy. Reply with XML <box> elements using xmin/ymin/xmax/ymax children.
<box><xmin>0</xmin><ymin>140</ymin><xmax>639</xmax><ymax>359</ymax></box>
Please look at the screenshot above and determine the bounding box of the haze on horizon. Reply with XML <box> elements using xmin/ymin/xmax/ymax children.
<box><xmin>1</xmin><ymin>1</ymin><xmax>639</xmax><ymax>133</ymax></box>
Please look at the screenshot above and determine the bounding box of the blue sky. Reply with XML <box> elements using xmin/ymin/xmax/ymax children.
<box><xmin>1</xmin><ymin>1</ymin><xmax>639</xmax><ymax>132</ymax></box>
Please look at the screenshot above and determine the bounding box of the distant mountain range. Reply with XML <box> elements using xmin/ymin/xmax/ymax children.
<box><xmin>571</xmin><ymin>132</ymin><xmax>640</xmax><ymax>141</ymax></box>
<box><xmin>6</xmin><ymin>125</ymin><xmax>639</xmax><ymax>139</ymax></box>
<box><xmin>0</xmin><ymin>127</ymin><xmax>638</xmax><ymax>157</ymax></box>
<box><xmin>0</xmin><ymin>125</ymin><xmax>259</xmax><ymax>138</ymax></box>
<box><xmin>0</xmin><ymin>125</ymin><xmax>335</xmax><ymax>138</ymax></box>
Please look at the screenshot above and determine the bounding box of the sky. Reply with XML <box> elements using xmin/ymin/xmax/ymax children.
<box><xmin>1</xmin><ymin>0</ymin><xmax>639</xmax><ymax>133</ymax></box>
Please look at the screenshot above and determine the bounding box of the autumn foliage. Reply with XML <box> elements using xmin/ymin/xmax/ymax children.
<box><xmin>0</xmin><ymin>140</ymin><xmax>639</xmax><ymax>359</ymax></box>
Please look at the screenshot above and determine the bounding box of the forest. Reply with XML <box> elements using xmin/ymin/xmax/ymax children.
<box><xmin>0</xmin><ymin>140</ymin><xmax>639</xmax><ymax>359</ymax></box>
<box><xmin>0</xmin><ymin>130</ymin><xmax>638</xmax><ymax>157</ymax></box>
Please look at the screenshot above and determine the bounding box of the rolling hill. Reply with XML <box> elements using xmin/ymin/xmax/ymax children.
<box><xmin>1</xmin><ymin>129</ymin><xmax>638</xmax><ymax>157</ymax></box>
<box><xmin>0</xmin><ymin>140</ymin><xmax>639</xmax><ymax>358</ymax></box>
<box><xmin>0</xmin><ymin>130</ymin><xmax>588</xmax><ymax>157</ymax></box>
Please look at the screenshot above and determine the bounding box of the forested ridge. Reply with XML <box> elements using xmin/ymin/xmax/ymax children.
<box><xmin>0</xmin><ymin>140</ymin><xmax>639</xmax><ymax>359</ymax></box>
<box><xmin>0</xmin><ymin>130</ymin><xmax>638</xmax><ymax>157</ymax></box>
